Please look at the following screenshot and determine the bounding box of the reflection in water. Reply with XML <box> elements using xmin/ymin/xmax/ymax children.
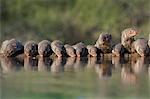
<box><xmin>86</xmin><ymin>57</ymin><xmax>98</xmax><ymax>69</ymax></box>
<box><xmin>112</xmin><ymin>57</ymin><xmax>121</xmax><ymax>69</ymax></box>
<box><xmin>131</xmin><ymin>57</ymin><xmax>145</xmax><ymax>74</ymax></box>
<box><xmin>74</xmin><ymin>57</ymin><xmax>88</xmax><ymax>72</ymax></box>
<box><xmin>51</xmin><ymin>57</ymin><xmax>65</xmax><ymax>74</ymax></box>
<box><xmin>121</xmin><ymin>65</ymin><xmax>137</xmax><ymax>85</ymax></box>
<box><xmin>0</xmin><ymin>56</ymin><xmax>149</xmax><ymax>78</ymax></box>
<box><xmin>95</xmin><ymin>60</ymin><xmax>112</xmax><ymax>79</ymax></box>
<box><xmin>0</xmin><ymin>57</ymin><xmax>23</xmax><ymax>73</ymax></box>
<box><xmin>38</xmin><ymin>57</ymin><xmax>52</xmax><ymax>72</ymax></box>
<box><xmin>24</xmin><ymin>57</ymin><xmax>38</xmax><ymax>71</ymax></box>
<box><xmin>0</xmin><ymin>56</ymin><xmax>149</xmax><ymax>99</ymax></box>
<box><xmin>148</xmin><ymin>65</ymin><xmax>150</xmax><ymax>78</ymax></box>
<box><xmin>112</xmin><ymin>56</ymin><xmax>129</xmax><ymax>69</ymax></box>
<box><xmin>0</xmin><ymin>56</ymin><xmax>149</xmax><ymax>76</ymax></box>
<box><xmin>64</xmin><ymin>57</ymin><xmax>75</xmax><ymax>72</ymax></box>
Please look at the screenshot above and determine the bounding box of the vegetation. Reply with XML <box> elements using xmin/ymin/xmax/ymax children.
<box><xmin>0</xmin><ymin>0</ymin><xmax>150</xmax><ymax>44</ymax></box>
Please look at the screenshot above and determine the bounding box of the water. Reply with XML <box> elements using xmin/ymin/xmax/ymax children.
<box><xmin>0</xmin><ymin>56</ymin><xmax>149</xmax><ymax>99</ymax></box>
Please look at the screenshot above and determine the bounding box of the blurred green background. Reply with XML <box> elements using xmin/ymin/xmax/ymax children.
<box><xmin>0</xmin><ymin>0</ymin><xmax>150</xmax><ymax>44</ymax></box>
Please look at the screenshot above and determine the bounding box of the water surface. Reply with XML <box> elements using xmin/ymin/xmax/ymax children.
<box><xmin>0</xmin><ymin>56</ymin><xmax>149</xmax><ymax>99</ymax></box>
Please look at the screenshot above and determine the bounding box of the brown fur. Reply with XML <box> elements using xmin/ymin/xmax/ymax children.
<box><xmin>38</xmin><ymin>40</ymin><xmax>52</xmax><ymax>57</ymax></box>
<box><xmin>24</xmin><ymin>41</ymin><xmax>38</xmax><ymax>57</ymax></box>
<box><xmin>95</xmin><ymin>33</ymin><xmax>112</xmax><ymax>53</ymax></box>
<box><xmin>121</xmin><ymin>28</ymin><xmax>138</xmax><ymax>53</ymax></box>
<box><xmin>131</xmin><ymin>38</ymin><xmax>149</xmax><ymax>57</ymax></box>
<box><xmin>0</xmin><ymin>39</ymin><xmax>24</xmax><ymax>57</ymax></box>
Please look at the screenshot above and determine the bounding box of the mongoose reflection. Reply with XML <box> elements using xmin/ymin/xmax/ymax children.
<box><xmin>0</xmin><ymin>57</ymin><xmax>23</xmax><ymax>73</ymax></box>
<box><xmin>38</xmin><ymin>57</ymin><xmax>52</xmax><ymax>72</ymax></box>
<box><xmin>121</xmin><ymin>65</ymin><xmax>137</xmax><ymax>85</ymax></box>
<box><xmin>24</xmin><ymin>57</ymin><xmax>38</xmax><ymax>71</ymax></box>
